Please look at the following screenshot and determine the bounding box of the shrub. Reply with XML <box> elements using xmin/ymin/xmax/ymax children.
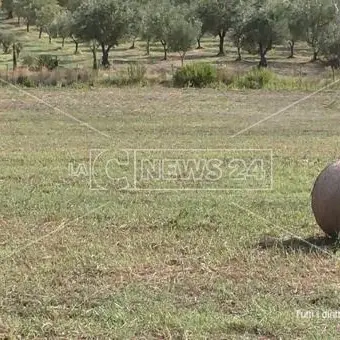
<box><xmin>22</xmin><ymin>55</ymin><xmax>38</xmax><ymax>70</ymax></box>
<box><xmin>216</xmin><ymin>67</ymin><xmax>238</xmax><ymax>86</ymax></box>
<box><xmin>16</xmin><ymin>74</ymin><xmax>36</xmax><ymax>87</ymax></box>
<box><xmin>102</xmin><ymin>63</ymin><xmax>147</xmax><ymax>86</ymax></box>
<box><xmin>173</xmin><ymin>62</ymin><xmax>217</xmax><ymax>87</ymax></box>
<box><xmin>22</xmin><ymin>55</ymin><xmax>59</xmax><ymax>72</ymax></box>
<box><xmin>35</xmin><ymin>69</ymin><xmax>60</xmax><ymax>86</ymax></box>
<box><xmin>62</xmin><ymin>68</ymin><xmax>94</xmax><ymax>86</ymax></box>
<box><xmin>127</xmin><ymin>63</ymin><xmax>146</xmax><ymax>84</ymax></box>
<box><xmin>37</xmin><ymin>55</ymin><xmax>59</xmax><ymax>70</ymax></box>
<box><xmin>234</xmin><ymin>68</ymin><xmax>275</xmax><ymax>89</ymax></box>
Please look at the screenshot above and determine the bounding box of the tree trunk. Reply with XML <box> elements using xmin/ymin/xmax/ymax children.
<box><xmin>102</xmin><ymin>50</ymin><xmax>109</xmax><ymax>67</ymax></box>
<box><xmin>129</xmin><ymin>38</ymin><xmax>135</xmax><ymax>49</ymax></box>
<box><xmin>71</xmin><ymin>36</ymin><xmax>79</xmax><ymax>54</ymax></box>
<box><xmin>217</xmin><ymin>31</ymin><xmax>226</xmax><ymax>56</ymax></box>
<box><xmin>288</xmin><ymin>40</ymin><xmax>295</xmax><ymax>58</ymax></box>
<box><xmin>101</xmin><ymin>44</ymin><xmax>110</xmax><ymax>67</ymax></box>
<box><xmin>62</xmin><ymin>38</ymin><xmax>65</xmax><ymax>48</ymax></box>
<box><xmin>180</xmin><ymin>53</ymin><xmax>185</xmax><ymax>67</ymax></box>
<box><xmin>7</xmin><ymin>11</ymin><xmax>13</xmax><ymax>19</ymax></box>
<box><xmin>146</xmin><ymin>39</ymin><xmax>150</xmax><ymax>55</ymax></box>
<box><xmin>258</xmin><ymin>43</ymin><xmax>267</xmax><ymax>67</ymax></box>
<box><xmin>311</xmin><ymin>49</ymin><xmax>318</xmax><ymax>62</ymax></box>
<box><xmin>91</xmin><ymin>44</ymin><xmax>98</xmax><ymax>70</ymax></box>
<box><xmin>13</xmin><ymin>44</ymin><xmax>17</xmax><ymax>71</ymax></box>
<box><xmin>74</xmin><ymin>41</ymin><xmax>79</xmax><ymax>54</ymax></box>
<box><xmin>161</xmin><ymin>40</ymin><xmax>167</xmax><ymax>60</ymax></box>
<box><xmin>196</xmin><ymin>38</ymin><xmax>203</xmax><ymax>49</ymax></box>
<box><xmin>39</xmin><ymin>27</ymin><xmax>42</xmax><ymax>39</ymax></box>
<box><xmin>236</xmin><ymin>45</ymin><xmax>242</xmax><ymax>61</ymax></box>
<box><xmin>49</xmin><ymin>35</ymin><xmax>52</xmax><ymax>44</ymax></box>
<box><xmin>26</xmin><ymin>22</ymin><xmax>30</xmax><ymax>32</ymax></box>
<box><xmin>17</xmin><ymin>16</ymin><xmax>21</xmax><ymax>25</ymax></box>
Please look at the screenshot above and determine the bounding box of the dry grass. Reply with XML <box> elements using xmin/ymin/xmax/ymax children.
<box><xmin>0</xmin><ymin>67</ymin><xmax>95</xmax><ymax>87</ymax></box>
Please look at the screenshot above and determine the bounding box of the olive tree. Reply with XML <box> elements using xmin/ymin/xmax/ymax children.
<box><xmin>318</xmin><ymin>16</ymin><xmax>340</xmax><ymax>78</ymax></box>
<box><xmin>198</xmin><ymin>0</ymin><xmax>233</xmax><ymax>56</ymax></box>
<box><xmin>242</xmin><ymin>0</ymin><xmax>289</xmax><ymax>67</ymax></box>
<box><xmin>13</xmin><ymin>0</ymin><xmax>54</xmax><ymax>32</ymax></box>
<box><xmin>177</xmin><ymin>0</ymin><xmax>204</xmax><ymax>49</ymax></box>
<box><xmin>49</xmin><ymin>11</ymin><xmax>69</xmax><ymax>48</ymax></box>
<box><xmin>126</xmin><ymin>0</ymin><xmax>143</xmax><ymax>49</ymax></box>
<box><xmin>36</xmin><ymin>1</ymin><xmax>61</xmax><ymax>41</ymax></box>
<box><xmin>229</xmin><ymin>0</ymin><xmax>248</xmax><ymax>61</ymax></box>
<box><xmin>0</xmin><ymin>31</ymin><xmax>21</xmax><ymax>70</ymax></box>
<box><xmin>286</xmin><ymin>0</ymin><xmax>306</xmax><ymax>58</ymax></box>
<box><xmin>50</xmin><ymin>10</ymin><xmax>80</xmax><ymax>52</ymax></box>
<box><xmin>13</xmin><ymin>0</ymin><xmax>37</xmax><ymax>32</ymax></box>
<box><xmin>167</xmin><ymin>14</ymin><xmax>202</xmax><ymax>65</ymax></box>
<box><xmin>145</xmin><ymin>0</ymin><xmax>176</xmax><ymax>60</ymax></box>
<box><xmin>2</xmin><ymin>0</ymin><xmax>14</xmax><ymax>18</ymax></box>
<box><xmin>303</xmin><ymin>0</ymin><xmax>337</xmax><ymax>61</ymax></box>
<box><xmin>140</xmin><ymin>5</ymin><xmax>153</xmax><ymax>55</ymax></box>
<box><xmin>73</xmin><ymin>0</ymin><xmax>131</xmax><ymax>67</ymax></box>
<box><xmin>0</xmin><ymin>31</ymin><xmax>15</xmax><ymax>53</ymax></box>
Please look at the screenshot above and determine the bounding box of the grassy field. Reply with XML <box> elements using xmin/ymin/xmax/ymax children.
<box><xmin>1</xmin><ymin>85</ymin><xmax>340</xmax><ymax>339</ymax></box>
<box><xmin>2</xmin><ymin>9</ymin><xmax>340</xmax><ymax>340</ymax></box>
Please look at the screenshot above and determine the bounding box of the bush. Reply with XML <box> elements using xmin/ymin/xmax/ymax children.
<box><xmin>127</xmin><ymin>63</ymin><xmax>146</xmax><ymax>84</ymax></box>
<box><xmin>62</xmin><ymin>68</ymin><xmax>94</xmax><ymax>86</ymax></box>
<box><xmin>234</xmin><ymin>68</ymin><xmax>275</xmax><ymax>89</ymax></box>
<box><xmin>173</xmin><ymin>62</ymin><xmax>217</xmax><ymax>87</ymax></box>
<box><xmin>37</xmin><ymin>55</ymin><xmax>59</xmax><ymax>70</ymax></box>
<box><xmin>16</xmin><ymin>74</ymin><xmax>36</xmax><ymax>87</ymax></box>
<box><xmin>102</xmin><ymin>63</ymin><xmax>147</xmax><ymax>86</ymax></box>
<box><xmin>216</xmin><ymin>67</ymin><xmax>238</xmax><ymax>86</ymax></box>
<box><xmin>22</xmin><ymin>55</ymin><xmax>59</xmax><ymax>71</ymax></box>
<box><xmin>22</xmin><ymin>55</ymin><xmax>38</xmax><ymax>70</ymax></box>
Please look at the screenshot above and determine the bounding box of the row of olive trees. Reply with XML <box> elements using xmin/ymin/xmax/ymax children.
<box><xmin>2</xmin><ymin>0</ymin><xmax>340</xmax><ymax>68</ymax></box>
<box><xmin>195</xmin><ymin>0</ymin><xmax>340</xmax><ymax>66</ymax></box>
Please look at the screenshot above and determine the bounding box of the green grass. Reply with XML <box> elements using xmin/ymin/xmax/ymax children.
<box><xmin>1</xmin><ymin>87</ymin><xmax>340</xmax><ymax>338</ymax></box>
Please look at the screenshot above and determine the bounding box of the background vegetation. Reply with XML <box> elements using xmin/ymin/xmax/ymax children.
<box><xmin>1</xmin><ymin>0</ymin><xmax>340</xmax><ymax>87</ymax></box>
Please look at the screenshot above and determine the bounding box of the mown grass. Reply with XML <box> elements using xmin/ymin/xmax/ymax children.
<box><xmin>1</xmin><ymin>7</ymin><xmax>340</xmax><ymax>340</ymax></box>
<box><xmin>1</xmin><ymin>87</ymin><xmax>340</xmax><ymax>338</ymax></box>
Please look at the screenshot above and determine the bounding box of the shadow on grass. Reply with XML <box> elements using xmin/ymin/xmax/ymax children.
<box><xmin>257</xmin><ymin>234</ymin><xmax>336</xmax><ymax>253</ymax></box>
